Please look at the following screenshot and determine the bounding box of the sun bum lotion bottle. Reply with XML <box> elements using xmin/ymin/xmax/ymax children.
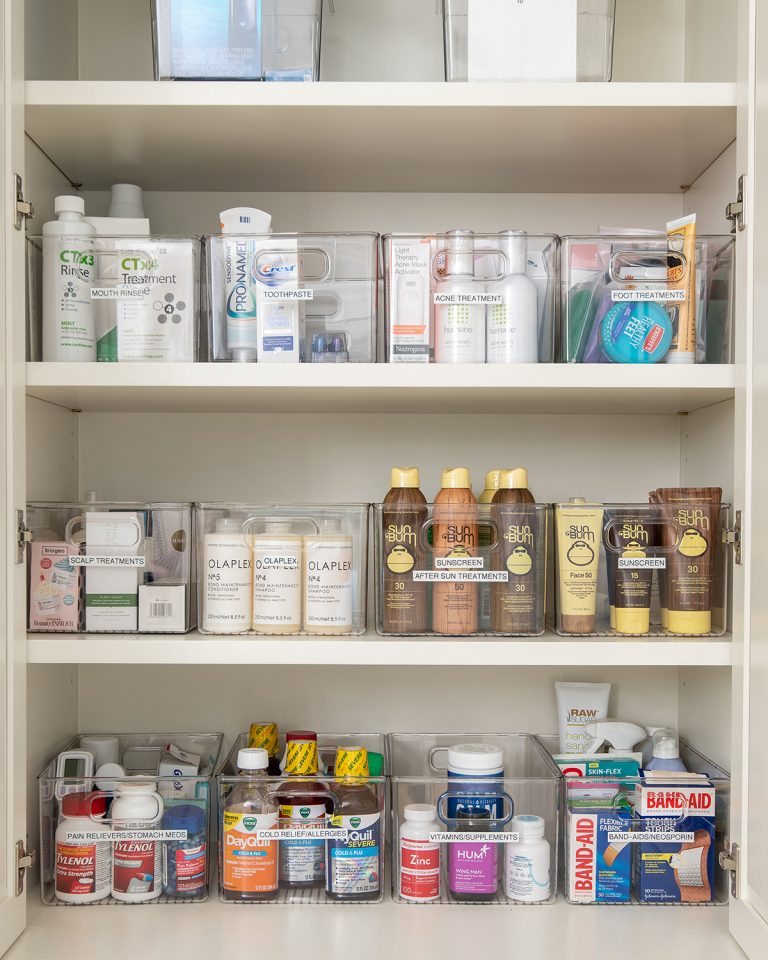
<box><xmin>486</xmin><ymin>230</ymin><xmax>539</xmax><ymax>364</ymax></box>
<box><xmin>111</xmin><ymin>779</ymin><xmax>164</xmax><ymax>903</ymax></box>
<box><xmin>382</xmin><ymin>467</ymin><xmax>428</xmax><ymax>634</ymax></box>
<box><xmin>434</xmin><ymin>230</ymin><xmax>486</xmax><ymax>363</ymax></box>
<box><xmin>202</xmin><ymin>516</ymin><xmax>252</xmax><ymax>634</ymax></box>
<box><xmin>604</xmin><ymin>508</ymin><xmax>654</xmax><ymax>635</ymax></box>
<box><xmin>42</xmin><ymin>196</ymin><xmax>97</xmax><ymax>361</ymax></box>
<box><xmin>303</xmin><ymin>518</ymin><xmax>353</xmax><ymax>634</ymax></box>
<box><xmin>277</xmin><ymin>732</ymin><xmax>331</xmax><ymax>889</ymax></box>
<box><xmin>219</xmin><ymin>207</ymin><xmax>272</xmax><ymax>362</ymax></box>
<box><xmin>251</xmin><ymin>520</ymin><xmax>302</xmax><ymax>634</ymax></box>
<box><xmin>326</xmin><ymin>747</ymin><xmax>381</xmax><ymax>901</ymax></box>
<box><xmin>555</xmin><ymin>499</ymin><xmax>604</xmax><ymax>634</ymax></box>
<box><xmin>432</xmin><ymin>468</ymin><xmax>478</xmax><ymax>635</ymax></box>
<box><xmin>491</xmin><ymin>468</ymin><xmax>539</xmax><ymax>634</ymax></box>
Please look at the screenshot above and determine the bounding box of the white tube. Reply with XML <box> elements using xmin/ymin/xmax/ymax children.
<box><xmin>555</xmin><ymin>681</ymin><xmax>611</xmax><ymax>754</ymax></box>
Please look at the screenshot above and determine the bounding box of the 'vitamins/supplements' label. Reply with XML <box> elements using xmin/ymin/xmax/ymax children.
<box><xmin>400</xmin><ymin>838</ymin><xmax>440</xmax><ymax>901</ymax></box>
<box><xmin>222</xmin><ymin>811</ymin><xmax>278</xmax><ymax>894</ymax></box>
<box><xmin>113</xmin><ymin>838</ymin><xmax>162</xmax><ymax>895</ymax></box>
<box><xmin>303</xmin><ymin>538</ymin><xmax>353</xmax><ymax>628</ymax></box>
<box><xmin>279</xmin><ymin>803</ymin><xmax>327</xmax><ymax>884</ymax></box>
<box><xmin>326</xmin><ymin>813</ymin><xmax>381</xmax><ymax>896</ymax></box>
<box><xmin>55</xmin><ymin>840</ymin><xmax>111</xmax><ymax>898</ymax></box>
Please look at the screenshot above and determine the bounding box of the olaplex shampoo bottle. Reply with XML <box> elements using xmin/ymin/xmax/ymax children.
<box><xmin>486</xmin><ymin>230</ymin><xmax>538</xmax><ymax>363</ymax></box>
<box><xmin>434</xmin><ymin>230</ymin><xmax>486</xmax><ymax>363</ymax></box>
<box><xmin>202</xmin><ymin>516</ymin><xmax>252</xmax><ymax>634</ymax></box>
<box><xmin>303</xmin><ymin>518</ymin><xmax>354</xmax><ymax>634</ymax></box>
<box><xmin>252</xmin><ymin>520</ymin><xmax>302</xmax><ymax>634</ymax></box>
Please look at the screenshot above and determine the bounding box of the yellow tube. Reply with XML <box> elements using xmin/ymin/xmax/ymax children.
<box><xmin>666</xmin><ymin>214</ymin><xmax>697</xmax><ymax>364</ymax></box>
<box><xmin>556</xmin><ymin>500</ymin><xmax>604</xmax><ymax>635</ymax></box>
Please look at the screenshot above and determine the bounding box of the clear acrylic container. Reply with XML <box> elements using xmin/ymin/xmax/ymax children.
<box><xmin>27</xmin><ymin>235</ymin><xmax>199</xmax><ymax>362</ymax></box>
<box><xmin>553</xmin><ymin>500</ymin><xmax>731</xmax><ymax>637</ymax></box>
<box><xmin>373</xmin><ymin>502</ymin><xmax>549</xmax><ymax>636</ymax></box>
<box><xmin>153</xmin><ymin>0</ymin><xmax>323</xmax><ymax>81</ymax></box>
<box><xmin>382</xmin><ymin>232</ymin><xmax>557</xmax><ymax>364</ymax></box>
<box><xmin>217</xmin><ymin>733</ymin><xmax>387</xmax><ymax>904</ymax></box>
<box><xmin>195</xmin><ymin>502</ymin><xmax>368</xmax><ymax>635</ymax></box>
<box><xmin>560</xmin><ymin>235</ymin><xmax>735</xmax><ymax>364</ymax></box>
<box><xmin>26</xmin><ymin>502</ymin><xmax>195</xmax><ymax>634</ymax></box>
<box><xmin>442</xmin><ymin>0</ymin><xmax>616</xmax><ymax>82</ymax></box>
<box><xmin>389</xmin><ymin>734</ymin><xmax>561</xmax><ymax>905</ymax></box>
<box><xmin>38</xmin><ymin>732</ymin><xmax>222</xmax><ymax>904</ymax></box>
<box><xmin>205</xmin><ymin>233</ymin><xmax>378</xmax><ymax>362</ymax></box>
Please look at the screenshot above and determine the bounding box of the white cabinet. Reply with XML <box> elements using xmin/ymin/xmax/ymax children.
<box><xmin>2</xmin><ymin>0</ymin><xmax>768</xmax><ymax>957</ymax></box>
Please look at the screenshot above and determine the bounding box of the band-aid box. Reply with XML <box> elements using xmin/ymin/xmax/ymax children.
<box><xmin>567</xmin><ymin>806</ymin><xmax>632</xmax><ymax>902</ymax></box>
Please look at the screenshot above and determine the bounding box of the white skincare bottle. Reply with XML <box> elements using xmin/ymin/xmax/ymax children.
<box><xmin>486</xmin><ymin>230</ymin><xmax>539</xmax><ymax>363</ymax></box>
<box><xmin>202</xmin><ymin>516</ymin><xmax>252</xmax><ymax>634</ymax></box>
<box><xmin>434</xmin><ymin>229</ymin><xmax>486</xmax><ymax>363</ymax></box>
<box><xmin>219</xmin><ymin>207</ymin><xmax>272</xmax><ymax>362</ymax></box>
<box><xmin>252</xmin><ymin>520</ymin><xmax>302</xmax><ymax>635</ymax></box>
<box><xmin>504</xmin><ymin>814</ymin><xmax>550</xmax><ymax>903</ymax></box>
<box><xmin>42</xmin><ymin>196</ymin><xmax>97</xmax><ymax>362</ymax></box>
<box><xmin>303</xmin><ymin>518</ymin><xmax>354</xmax><ymax>635</ymax></box>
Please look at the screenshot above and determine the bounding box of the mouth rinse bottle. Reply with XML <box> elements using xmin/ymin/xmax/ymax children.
<box><xmin>645</xmin><ymin>728</ymin><xmax>688</xmax><ymax>773</ymax></box>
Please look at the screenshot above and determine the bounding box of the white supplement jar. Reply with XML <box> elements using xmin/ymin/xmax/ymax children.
<box><xmin>55</xmin><ymin>791</ymin><xmax>111</xmax><ymax>903</ymax></box>
<box><xmin>399</xmin><ymin>803</ymin><xmax>441</xmax><ymax>902</ymax></box>
<box><xmin>504</xmin><ymin>814</ymin><xmax>550</xmax><ymax>902</ymax></box>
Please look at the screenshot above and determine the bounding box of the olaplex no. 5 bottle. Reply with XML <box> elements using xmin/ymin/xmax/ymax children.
<box><xmin>201</xmin><ymin>516</ymin><xmax>252</xmax><ymax>634</ymax></box>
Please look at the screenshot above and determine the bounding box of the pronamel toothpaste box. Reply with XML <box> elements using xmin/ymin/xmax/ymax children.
<box><xmin>568</xmin><ymin>806</ymin><xmax>633</xmax><ymax>902</ymax></box>
<box><xmin>388</xmin><ymin>237</ymin><xmax>432</xmax><ymax>362</ymax></box>
<box><xmin>633</xmin><ymin>781</ymin><xmax>716</xmax><ymax>903</ymax></box>
<box><xmin>28</xmin><ymin>542</ymin><xmax>80</xmax><ymax>632</ymax></box>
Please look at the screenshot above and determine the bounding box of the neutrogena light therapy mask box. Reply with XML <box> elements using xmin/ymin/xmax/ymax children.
<box><xmin>388</xmin><ymin>238</ymin><xmax>432</xmax><ymax>363</ymax></box>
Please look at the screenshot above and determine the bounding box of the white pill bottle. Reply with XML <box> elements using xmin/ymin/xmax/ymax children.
<box><xmin>55</xmin><ymin>791</ymin><xmax>111</xmax><ymax>903</ymax></box>
<box><xmin>504</xmin><ymin>814</ymin><xmax>550</xmax><ymax>902</ymax></box>
<box><xmin>111</xmin><ymin>779</ymin><xmax>164</xmax><ymax>903</ymax></box>
<box><xmin>399</xmin><ymin>803</ymin><xmax>441</xmax><ymax>902</ymax></box>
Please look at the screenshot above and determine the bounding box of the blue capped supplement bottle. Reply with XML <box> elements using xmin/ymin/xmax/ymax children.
<box><xmin>447</xmin><ymin>744</ymin><xmax>505</xmax><ymax>820</ymax></box>
<box><xmin>162</xmin><ymin>803</ymin><xmax>207</xmax><ymax>898</ymax></box>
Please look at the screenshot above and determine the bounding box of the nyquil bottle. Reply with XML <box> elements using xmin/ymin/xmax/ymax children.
<box><xmin>202</xmin><ymin>516</ymin><xmax>252</xmax><ymax>634</ymax></box>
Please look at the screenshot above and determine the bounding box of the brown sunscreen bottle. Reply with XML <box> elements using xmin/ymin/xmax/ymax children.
<box><xmin>491</xmin><ymin>468</ymin><xmax>538</xmax><ymax>634</ymax></box>
<box><xmin>383</xmin><ymin>467</ymin><xmax>428</xmax><ymax>633</ymax></box>
<box><xmin>432</xmin><ymin>467</ymin><xmax>478</xmax><ymax>635</ymax></box>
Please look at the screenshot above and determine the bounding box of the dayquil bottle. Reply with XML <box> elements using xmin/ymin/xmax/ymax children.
<box><xmin>491</xmin><ymin>467</ymin><xmax>539</xmax><ymax>634</ymax></box>
<box><xmin>478</xmin><ymin>469</ymin><xmax>502</xmax><ymax>631</ymax></box>
<box><xmin>201</xmin><ymin>516</ymin><xmax>252</xmax><ymax>634</ymax></box>
<box><xmin>326</xmin><ymin>747</ymin><xmax>382</xmax><ymax>901</ymax></box>
<box><xmin>382</xmin><ymin>467</ymin><xmax>428</xmax><ymax>634</ymax></box>
<box><xmin>221</xmin><ymin>747</ymin><xmax>278</xmax><ymax>901</ymax></box>
<box><xmin>55</xmin><ymin>791</ymin><xmax>111</xmax><ymax>903</ymax></box>
<box><xmin>432</xmin><ymin>467</ymin><xmax>478</xmax><ymax>635</ymax></box>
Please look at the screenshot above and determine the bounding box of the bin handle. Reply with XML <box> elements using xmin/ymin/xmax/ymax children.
<box><xmin>435</xmin><ymin>789</ymin><xmax>515</xmax><ymax>829</ymax></box>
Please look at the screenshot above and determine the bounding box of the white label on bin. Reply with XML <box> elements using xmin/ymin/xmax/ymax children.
<box><xmin>261</xmin><ymin>289</ymin><xmax>314</xmax><ymax>301</ymax></box>
<box><xmin>435</xmin><ymin>556</ymin><xmax>484</xmax><ymax>569</ymax></box>
<box><xmin>66</xmin><ymin>830</ymin><xmax>188</xmax><ymax>842</ymax></box>
<box><xmin>433</xmin><ymin>293</ymin><xmax>503</xmax><ymax>305</ymax></box>
<box><xmin>69</xmin><ymin>555</ymin><xmax>146</xmax><ymax>567</ymax></box>
<box><xmin>617</xmin><ymin>558</ymin><xmax>666</xmax><ymax>569</ymax></box>
<box><xmin>413</xmin><ymin>571</ymin><xmax>508</xmax><ymax>582</ymax></box>
<box><xmin>607</xmin><ymin>832</ymin><xmax>695</xmax><ymax>844</ymax></box>
<box><xmin>611</xmin><ymin>290</ymin><xmax>687</xmax><ymax>303</ymax></box>
<box><xmin>91</xmin><ymin>285</ymin><xmax>151</xmax><ymax>300</ymax></box>
<box><xmin>429</xmin><ymin>832</ymin><xmax>519</xmax><ymax>844</ymax></box>
<box><xmin>258</xmin><ymin>829</ymin><xmax>348</xmax><ymax>841</ymax></box>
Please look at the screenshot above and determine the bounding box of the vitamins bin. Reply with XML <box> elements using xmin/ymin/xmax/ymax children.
<box><xmin>205</xmin><ymin>232</ymin><xmax>378</xmax><ymax>363</ymax></box>
<box><xmin>553</xmin><ymin>499</ymin><xmax>730</xmax><ymax>638</ymax></box>
<box><xmin>217</xmin><ymin>733</ymin><xmax>387</xmax><ymax>904</ymax></box>
<box><xmin>26</xmin><ymin>502</ymin><xmax>196</xmax><ymax>634</ymax></box>
<box><xmin>382</xmin><ymin>232</ymin><xmax>558</xmax><ymax>364</ymax></box>
<box><xmin>196</xmin><ymin>502</ymin><xmax>368</xmax><ymax>635</ymax></box>
<box><xmin>38</xmin><ymin>732</ymin><xmax>223</xmax><ymax>905</ymax></box>
<box><xmin>560</xmin><ymin>234</ymin><xmax>735</xmax><ymax>364</ymax></box>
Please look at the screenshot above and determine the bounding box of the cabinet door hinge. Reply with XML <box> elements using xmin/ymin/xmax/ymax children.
<box><xmin>16</xmin><ymin>510</ymin><xmax>31</xmax><ymax>564</ymax></box>
<box><xmin>719</xmin><ymin>842</ymin><xmax>739</xmax><ymax>898</ymax></box>
<box><xmin>15</xmin><ymin>841</ymin><xmax>35</xmax><ymax>896</ymax></box>
<box><xmin>726</xmin><ymin>174</ymin><xmax>746</xmax><ymax>234</ymax></box>
<box><xmin>14</xmin><ymin>174</ymin><xmax>34</xmax><ymax>231</ymax></box>
<box><xmin>722</xmin><ymin>510</ymin><xmax>742</xmax><ymax>565</ymax></box>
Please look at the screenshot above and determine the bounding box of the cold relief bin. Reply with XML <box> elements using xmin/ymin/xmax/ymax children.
<box><xmin>196</xmin><ymin>503</ymin><xmax>368</xmax><ymax>635</ymax></box>
<box><xmin>389</xmin><ymin>734</ymin><xmax>560</xmax><ymax>904</ymax></box>
<box><xmin>153</xmin><ymin>0</ymin><xmax>323</xmax><ymax>81</ymax></box>
<box><xmin>217</xmin><ymin>733</ymin><xmax>387</xmax><ymax>903</ymax></box>
<box><xmin>26</xmin><ymin>502</ymin><xmax>195</xmax><ymax>634</ymax></box>
<box><xmin>553</xmin><ymin>500</ymin><xmax>730</xmax><ymax>637</ymax></box>
<box><xmin>373</xmin><ymin>502</ymin><xmax>548</xmax><ymax>636</ymax></box>
<box><xmin>38</xmin><ymin>732</ymin><xmax>222</xmax><ymax>905</ymax></box>
<box><xmin>383</xmin><ymin>232</ymin><xmax>557</xmax><ymax>364</ymax></box>
<box><xmin>27</xmin><ymin>235</ymin><xmax>199</xmax><ymax>362</ymax></box>
<box><xmin>442</xmin><ymin>0</ymin><xmax>615</xmax><ymax>82</ymax></box>
<box><xmin>205</xmin><ymin>233</ymin><xmax>377</xmax><ymax>362</ymax></box>
<box><xmin>560</xmin><ymin>235</ymin><xmax>735</xmax><ymax>364</ymax></box>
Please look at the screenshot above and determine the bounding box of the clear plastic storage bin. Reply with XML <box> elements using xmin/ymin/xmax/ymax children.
<box><xmin>373</xmin><ymin>502</ymin><xmax>549</xmax><ymax>636</ymax></box>
<box><xmin>382</xmin><ymin>232</ymin><xmax>557</xmax><ymax>364</ymax></box>
<box><xmin>553</xmin><ymin>499</ymin><xmax>730</xmax><ymax>637</ymax></box>
<box><xmin>153</xmin><ymin>0</ymin><xmax>323</xmax><ymax>81</ymax></box>
<box><xmin>27</xmin><ymin>235</ymin><xmax>199</xmax><ymax>362</ymax></box>
<box><xmin>217</xmin><ymin>733</ymin><xmax>387</xmax><ymax>904</ymax></box>
<box><xmin>196</xmin><ymin>502</ymin><xmax>368</xmax><ymax>635</ymax></box>
<box><xmin>389</xmin><ymin>734</ymin><xmax>561</xmax><ymax>905</ymax></box>
<box><xmin>205</xmin><ymin>233</ymin><xmax>378</xmax><ymax>363</ymax></box>
<box><xmin>560</xmin><ymin>235</ymin><xmax>735</xmax><ymax>364</ymax></box>
<box><xmin>38</xmin><ymin>732</ymin><xmax>222</xmax><ymax>905</ymax></box>
<box><xmin>442</xmin><ymin>0</ymin><xmax>616</xmax><ymax>82</ymax></box>
<box><xmin>26</xmin><ymin>502</ymin><xmax>195</xmax><ymax>634</ymax></box>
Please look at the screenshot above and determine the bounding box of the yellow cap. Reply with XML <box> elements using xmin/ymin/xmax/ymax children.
<box><xmin>335</xmin><ymin>746</ymin><xmax>370</xmax><ymax>780</ymax></box>
<box><xmin>667</xmin><ymin>609</ymin><xmax>711</xmax><ymax>636</ymax></box>
<box><xmin>440</xmin><ymin>467</ymin><xmax>471</xmax><ymax>489</ymax></box>
<box><xmin>478</xmin><ymin>470</ymin><xmax>501</xmax><ymax>503</ymax></box>
<box><xmin>248</xmin><ymin>721</ymin><xmax>279</xmax><ymax>757</ymax></box>
<box><xmin>499</xmin><ymin>467</ymin><xmax>529</xmax><ymax>490</ymax></box>
<box><xmin>615</xmin><ymin>606</ymin><xmax>650</xmax><ymax>635</ymax></box>
<box><xmin>285</xmin><ymin>739</ymin><xmax>319</xmax><ymax>776</ymax></box>
<box><xmin>390</xmin><ymin>467</ymin><xmax>420</xmax><ymax>489</ymax></box>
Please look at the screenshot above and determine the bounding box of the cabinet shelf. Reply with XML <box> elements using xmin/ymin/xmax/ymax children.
<box><xmin>24</xmin><ymin>81</ymin><xmax>736</xmax><ymax>192</ymax></box>
<box><xmin>25</xmin><ymin>362</ymin><xmax>735</xmax><ymax>415</ymax></box>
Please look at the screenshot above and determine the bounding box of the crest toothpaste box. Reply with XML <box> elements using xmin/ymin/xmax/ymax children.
<box><xmin>567</xmin><ymin>806</ymin><xmax>633</xmax><ymax>902</ymax></box>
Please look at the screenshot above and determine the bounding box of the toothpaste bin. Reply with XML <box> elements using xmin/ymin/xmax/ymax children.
<box><xmin>26</xmin><ymin>502</ymin><xmax>196</xmax><ymax>634</ymax></box>
<box><xmin>216</xmin><ymin>733</ymin><xmax>387</xmax><ymax>904</ymax></box>
<box><xmin>560</xmin><ymin>235</ymin><xmax>735</xmax><ymax>364</ymax></box>
<box><xmin>38</xmin><ymin>732</ymin><xmax>222</xmax><ymax>905</ymax></box>
<box><xmin>205</xmin><ymin>233</ymin><xmax>378</xmax><ymax>363</ymax></box>
<box><xmin>389</xmin><ymin>733</ymin><xmax>561</xmax><ymax>905</ymax></box>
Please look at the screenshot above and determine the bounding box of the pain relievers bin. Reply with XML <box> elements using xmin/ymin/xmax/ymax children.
<box><xmin>26</xmin><ymin>502</ymin><xmax>196</xmax><ymax>634</ymax></box>
<box><xmin>442</xmin><ymin>0</ymin><xmax>616</xmax><ymax>83</ymax></box>
<box><xmin>382</xmin><ymin>232</ymin><xmax>557</xmax><ymax>364</ymax></box>
<box><xmin>553</xmin><ymin>500</ymin><xmax>731</xmax><ymax>638</ymax></box>
<box><xmin>38</xmin><ymin>732</ymin><xmax>222</xmax><ymax>905</ymax></box>
<box><xmin>196</xmin><ymin>503</ymin><xmax>368</xmax><ymax>635</ymax></box>
<box><xmin>560</xmin><ymin>235</ymin><xmax>735</xmax><ymax>364</ymax></box>
<box><xmin>217</xmin><ymin>733</ymin><xmax>387</xmax><ymax>904</ymax></box>
<box><xmin>388</xmin><ymin>733</ymin><xmax>561</xmax><ymax>905</ymax></box>
<box><xmin>373</xmin><ymin>502</ymin><xmax>548</xmax><ymax>636</ymax></box>
<box><xmin>205</xmin><ymin>233</ymin><xmax>378</xmax><ymax>363</ymax></box>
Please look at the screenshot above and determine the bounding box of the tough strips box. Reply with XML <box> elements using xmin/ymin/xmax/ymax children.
<box><xmin>634</xmin><ymin>782</ymin><xmax>716</xmax><ymax>903</ymax></box>
<box><xmin>567</xmin><ymin>806</ymin><xmax>633</xmax><ymax>902</ymax></box>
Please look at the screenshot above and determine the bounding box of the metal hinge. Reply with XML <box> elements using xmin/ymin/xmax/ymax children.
<box><xmin>16</xmin><ymin>510</ymin><xmax>31</xmax><ymax>564</ymax></box>
<box><xmin>15</xmin><ymin>841</ymin><xmax>35</xmax><ymax>896</ymax></box>
<box><xmin>726</xmin><ymin>174</ymin><xmax>746</xmax><ymax>234</ymax></box>
<box><xmin>719</xmin><ymin>842</ymin><xmax>739</xmax><ymax>898</ymax></box>
<box><xmin>14</xmin><ymin>174</ymin><xmax>34</xmax><ymax>230</ymax></box>
<box><xmin>722</xmin><ymin>509</ymin><xmax>742</xmax><ymax>565</ymax></box>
